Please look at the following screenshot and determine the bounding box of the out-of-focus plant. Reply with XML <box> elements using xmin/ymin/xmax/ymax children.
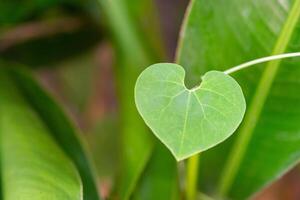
<box><xmin>1</xmin><ymin>0</ymin><xmax>300</xmax><ymax>200</ymax></box>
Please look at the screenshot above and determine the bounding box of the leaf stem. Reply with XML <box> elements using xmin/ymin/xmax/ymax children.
<box><xmin>186</xmin><ymin>154</ymin><xmax>200</xmax><ymax>200</ymax></box>
<box><xmin>224</xmin><ymin>52</ymin><xmax>300</xmax><ymax>75</ymax></box>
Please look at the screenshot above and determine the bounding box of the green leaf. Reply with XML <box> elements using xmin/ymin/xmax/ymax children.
<box><xmin>98</xmin><ymin>0</ymin><xmax>170</xmax><ymax>199</ymax></box>
<box><xmin>110</xmin><ymin>57</ymin><xmax>154</xmax><ymax>199</ymax></box>
<box><xmin>0</xmin><ymin>69</ymin><xmax>82</xmax><ymax>199</ymax></box>
<box><xmin>86</xmin><ymin>115</ymin><xmax>119</xmax><ymax>179</ymax></box>
<box><xmin>1</xmin><ymin>64</ymin><xmax>101</xmax><ymax>199</ymax></box>
<box><xmin>135</xmin><ymin>63</ymin><xmax>246</xmax><ymax>161</ymax></box>
<box><xmin>124</xmin><ymin>0</ymin><xmax>166</xmax><ymax>59</ymax></box>
<box><xmin>0</xmin><ymin>0</ymin><xmax>81</xmax><ymax>26</ymax></box>
<box><xmin>1</xmin><ymin>25</ymin><xmax>101</xmax><ymax>67</ymax></box>
<box><xmin>57</xmin><ymin>51</ymin><xmax>96</xmax><ymax>111</ymax></box>
<box><xmin>177</xmin><ymin>0</ymin><xmax>300</xmax><ymax>198</ymax></box>
<box><xmin>131</xmin><ymin>143</ymin><xmax>180</xmax><ymax>200</ymax></box>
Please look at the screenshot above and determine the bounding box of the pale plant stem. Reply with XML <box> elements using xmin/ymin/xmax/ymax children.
<box><xmin>186</xmin><ymin>154</ymin><xmax>200</xmax><ymax>200</ymax></box>
<box><xmin>224</xmin><ymin>52</ymin><xmax>300</xmax><ymax>75</ymax></box>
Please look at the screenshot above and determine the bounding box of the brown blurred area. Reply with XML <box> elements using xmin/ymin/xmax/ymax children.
<box><xmin>2</xmin><ymin>0</ymin><xmax>300</xmax><ymax>199</ymax></box>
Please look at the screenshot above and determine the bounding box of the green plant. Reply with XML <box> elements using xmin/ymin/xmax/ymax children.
<box><xmin>0</xmin><ymin>67</ymin><xmax>99</xmax><ymax>200</ymax></box>
<box><xmin>135</xmin><ymin>52</ymin><xmax>300</xmax><ymax>200</ymax></box>
<box><xmin>176</xmin><ymin>0</ymin><xmax>300</xmax><ymax>199</ymax></box>
<box><xmin>135</xmin><ymin>63</ymin><xmax>246</xmax><ymax>161</ymax></box>
<box><xmin>2</xmin><ymin>0</ymin><xmax>300</xmax><ymax>200</ymax></box>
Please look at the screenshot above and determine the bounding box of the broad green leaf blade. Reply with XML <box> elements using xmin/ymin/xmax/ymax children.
<box><xmin>0</xmin><ymin>69</ymin><xmax>82</xmax><ymax>199</ymax></box>
<box><xmin>124</xmin><ymin>0</ymin><xmax>166</xmax><ymax>59</ymax></box>
<box><xmin>98</xmin><ymin>0</ymin><xmax>175</xmax><ymax>199</ymax></box>
<box><xmin>131</xmin><ymin>143</ymin><xmax>180</xmax><ymax>200</ymax></box>
<box><xmin>135</xmin><ymin>63</ymin><xmax>246</xmax><ymax>161</ymax></box>
<box><xmin>4</xmin><ymin>65</ymin><xmax>100</xmax><ymax>200</ymax></box>
<box><xmin>57</xmin><ymin>51</ymin><xmax>96</xmax><ymax>111</ymax></box>
<box><xmin>86</xmin><ymin>116</ymin><xmax>119</xmax><ymax>179</ymax></box>
<box><xmin>98</xmin><ymin>1</ymin><xmax>153</xmax><ymax>199</ymax></box>
<box><xmin>177</xmin><ymin>0</ymin><xmax>300</xmax><ymax>198</ymax></box>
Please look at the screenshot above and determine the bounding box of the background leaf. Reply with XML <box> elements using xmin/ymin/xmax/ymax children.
<box><xmin>86</xmin><ymin>115</ymin><xmax>119</xmax><ymax>180</ymax></box>
<box><xmin>177</xmin><ymin>0</ymin><xmax>300</xmax><ymax>199</ymax></box>
<box><xmin>0</xmin><ymin>20</ymin><xmax>101</xmax><ymax>67</ymax></box>
<box><xmin>0</xmin><ymin>69</ymin><xmax>82</xmax><ymax>200</ymax></box>
<box><xmin>56</xmin><ymin>51</ymin><xmax>97</xmax><ymax>111</ymax></box>
<box><xmin>0</xmin><ymin>0</ymin><xmax>70</xmax><ymax>25</ymax></box>
<box><xmin>131</xmin><ymin>143</ymin><xmax>180</xmax><ymax>200</ymax></box>
<box><xmin>98</xmin><ymin>0</ymin><xmax>179</xmax><ymax>199</ymax></box>
<box><xmin>98</xmin><ymin>0</ymin><xmax>154</xmax><ymax>199</ymax></box>
<box><xmin>1</xmin><ymin>64</ymin><xmax>101</xmax><ymax>200</ymax></box>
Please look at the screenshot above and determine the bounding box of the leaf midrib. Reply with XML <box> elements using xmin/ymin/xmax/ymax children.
<box><xmin>218</xmin><ymin>0</ymin><xmax>300</xmax><ymax>196</ymax></box>
<box><xmin>178</xmin><ymin>92</ymin><xmax>191</xmax><ymax>159</ymax></box>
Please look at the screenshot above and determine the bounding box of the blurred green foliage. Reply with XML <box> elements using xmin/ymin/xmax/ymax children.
<box><xmin>0</xmin><ymin>0</ymin><xmax>81</xmax><ymax>26</ymax></box>
<box><xmin>1</xmin><ymin>26</ymin><xmax>101</xmax><ymax>67</ymax></box>
<box><xmin>1</xmin><ymin>0</ymin><xmax>300</xmax><ymax>199</ymax></box>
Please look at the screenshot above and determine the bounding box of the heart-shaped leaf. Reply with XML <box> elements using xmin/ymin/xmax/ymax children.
<box><xmin>135</xmin><ymin>63</ymin><xmax>246</xmax><ymax>161</ymax></box>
